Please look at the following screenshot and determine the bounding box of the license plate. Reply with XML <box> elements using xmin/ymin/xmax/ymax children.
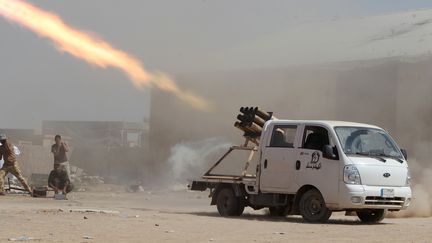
<box><xmin>381</xmin><ymin>188</ymin><xmax>394</xmax><ymax>198</ymax></box>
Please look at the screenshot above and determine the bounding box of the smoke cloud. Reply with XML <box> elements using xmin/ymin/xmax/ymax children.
<box><xmin>166</xmin><ymin>137</ymin><xmax>231</xmax><ymax>185</ymax></box>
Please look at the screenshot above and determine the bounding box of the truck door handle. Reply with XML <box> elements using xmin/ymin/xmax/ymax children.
<box><xmin>264</xmin><ymin>159</ymin><xmax>268</xmax><ymax>169</ymax></box>
<box><xmin>296</xmin><ymin>160</ymin><xmax>301</xmax><ymax>170</ymax></box>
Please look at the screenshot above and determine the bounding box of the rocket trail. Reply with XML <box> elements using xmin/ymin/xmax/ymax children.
<box><xmin>0</xmin><ymin>0</ymin><xmax>210</xmax><ymax>111</ymax></box>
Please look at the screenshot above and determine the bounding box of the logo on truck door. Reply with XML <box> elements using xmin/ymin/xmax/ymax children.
<box><xmin>306</xmin><ymin>151</ymin><xmax>322</xmax><ymax>169</ymax></box>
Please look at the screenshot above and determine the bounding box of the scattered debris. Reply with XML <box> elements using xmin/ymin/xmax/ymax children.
<box><xmin>69</xmin><ymin>165</ymin><xmax>105</xmax><ymax>191</ymax></box>
<box><xmin>5</xmin><ymin>176</ymin><xmax>27</xmax><ymax>194</ymax></box>
<box><xmin>8</xmin><ymin>236</ymin><xmax>41</xmax><ymax>241</ymax></box>
<box><xmin>120</xmin><ymin>213</ymin><xmax>140</xmax><ymax>218</ymax></box>
<box><xmin>80</xmin><ymin>175</ymin><xmax>105</xmax><ymax>185</ymax></box>
<box><xmin>69</xmin><ymin>209</ymin><xmax>120</xmax><ymax>215</ymax></box>
<box><xmin>36</xmin><ymin>209</ymin><xmax>64</xmax><ymax>215</ymax></box>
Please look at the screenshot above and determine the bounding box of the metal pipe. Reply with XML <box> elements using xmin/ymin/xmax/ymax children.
<box><xmin>256</xmin><ymin>108</ymin><xmax>272</xmax><ymax>120</ymax></box>
<box><xmin>253</xmin><ymin>115</ymin><xmax>266</xmax><ymax>127</ymax></box>
<box><xmin>246</xmin><ymin>122</ymin><xmax>262</xmax><ymax>133</ymax></box>
<box><xmin>234</xmin><ymin>122</ymin><xmax>255</xmax><ymax>133</ymax></box>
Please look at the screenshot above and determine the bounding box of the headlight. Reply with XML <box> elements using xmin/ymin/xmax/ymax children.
<box><xmin>406</xmin><ymin>169</ymin><xmax>412</xmax><ymax>186</ymax></box>
<box><xmin>344</xmin><ymin>165</ymin><xmax>362</xmax><ymax>185</ymax></box>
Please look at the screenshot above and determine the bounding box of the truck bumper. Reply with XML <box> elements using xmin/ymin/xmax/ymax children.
<box><xmin>335</xmin><ymin>183</ymin><xmax>412</xmax><ymax>210</ymax></box>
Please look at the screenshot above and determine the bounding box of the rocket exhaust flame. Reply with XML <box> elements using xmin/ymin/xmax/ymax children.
<box><xmin>0</xmin><ymin>0</ymin><xmax>210</xmax><ymax>111</ymax></box>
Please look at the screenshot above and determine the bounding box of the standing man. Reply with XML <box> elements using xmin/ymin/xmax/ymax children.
<box><xmin>51</xmin><ymin>135</ymin><xmax>70</xmax><ymax>179</ymax></box>
<box><xmin>0</xmin><ymin>134</ymin><xmax>32</xmax><ymax>196</ymax></box>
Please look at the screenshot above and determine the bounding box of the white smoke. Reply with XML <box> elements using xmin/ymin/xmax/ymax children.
<box><xmin>167</xmin><ymin>137</ymin><xmax>232</xmax><ymax>184</ymax></box>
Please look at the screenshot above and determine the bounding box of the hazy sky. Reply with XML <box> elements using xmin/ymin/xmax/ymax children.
<box><xmin>1</xmin><ymin>0</ymin><xmax>432</xmax><ymax>128</ymax></box>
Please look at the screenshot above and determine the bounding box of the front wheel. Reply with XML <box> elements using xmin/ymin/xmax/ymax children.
<box><xmin>216</xmin><ymin>188</ymin><xmax>244</xmax><ymax>216</ymax></box>
<box><xmin>356</xmin><ymin>209</ymin><xmax>386</xmax><ymax>223</ymax></box>
<box><xmin>299</xmin><ymin>189</ymin><xmax>332</xmax><ymax>223</ymax></box>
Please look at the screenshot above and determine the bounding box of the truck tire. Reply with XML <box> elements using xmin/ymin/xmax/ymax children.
<box><xmin>236</xmin><ymin>197</ymin><xmax>246</xmax><ymax>216</ymax></box>
<box><xmin>269</xmin><ymin>206</ymin><xmax>289</xmax><ymax>217</ymax></box>
<box><xmin>299</xmin><ymin>189</ymin><xmax>332</xmax><ymax>223</ymax></box>
<box><xmin>216</xmin><ymin>188</ymin><xmax>243</xmax><ymax>216</ymax></box>
<box><xmin>356</xmin><ymin>209</ymin><xmax>386</xmax><ymax>223</ymax></box>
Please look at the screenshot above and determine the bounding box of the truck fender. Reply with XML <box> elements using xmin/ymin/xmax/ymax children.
<box><xmin>210</xmin><ymin>183</ymin><xmax>247</xmax><ymax>205</ymax></box>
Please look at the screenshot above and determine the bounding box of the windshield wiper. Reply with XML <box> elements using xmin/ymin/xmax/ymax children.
<box><xmin>372</xmin><ymin>153</ymin><xmax>404</xmax><ymax>163</ymax></box>
<box><xmin>348</xmin><ymin>152</ymin><xmax>387</xmax><ymax>162</ymax></box>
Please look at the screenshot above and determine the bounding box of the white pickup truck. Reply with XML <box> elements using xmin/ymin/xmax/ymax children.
<box><xmin>190</xmin><ymin>108</ymin><xmax>412</xmax><ymax>223</ymax></box>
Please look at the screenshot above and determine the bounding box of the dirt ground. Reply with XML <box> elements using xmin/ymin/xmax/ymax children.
<box><xmin>0</xmin><ymin>186</ymin><xmax>431</xmax><ymax>243</ymax></box>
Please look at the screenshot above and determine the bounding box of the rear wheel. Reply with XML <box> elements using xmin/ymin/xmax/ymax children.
<box><xmin>356</xmin><ymin>209</ymin><xmax>386</xmax><ymax>223</ymax></box>
<box><xmin>216</xmin><ymin>188</ymin><xmax>244</xmax><ymax>216</ymax></box>
<box><xmin>236</xmin><ymin>197</ymin><xmax>246</xmax><ymax>216</ymax></box>
<box><xmin>299</xmin><ymin>189</ymin><xmax>332</xmax><ymax>223</ymax></box>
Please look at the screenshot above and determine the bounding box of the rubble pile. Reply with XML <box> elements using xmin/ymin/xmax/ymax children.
<box><xmin>69</xmin><ymin>165</ymin><xmax>105</xmax><ymax>191</ymax></box>
<box><xmin>5</xmin><ymin>176</ymin><xmax>27</xmax><ymax>193</ymax></box>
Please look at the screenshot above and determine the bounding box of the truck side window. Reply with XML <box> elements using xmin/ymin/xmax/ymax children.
<box><xmin>302</xmin><ymin>126</ymin><xmax>330</xmax><ymax>151</ymax></box>
<box><xmin>269</xmin><ymin>125</ymin><xmax>297</xmax><ymax>148</ymax></box>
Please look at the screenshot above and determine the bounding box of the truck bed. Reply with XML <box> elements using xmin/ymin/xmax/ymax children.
<box><xmin>189</xmin><ymin>174</ymin><xmax>257</xmax><ymax>191</ymax></box>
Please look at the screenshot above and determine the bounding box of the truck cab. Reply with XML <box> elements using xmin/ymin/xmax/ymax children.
<box><xmin>190</xmin><ymin>116</ymin><xmax>412</xmax><ymax>223</ymax></box>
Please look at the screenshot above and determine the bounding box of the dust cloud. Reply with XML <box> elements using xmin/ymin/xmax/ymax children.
<box><xmin>394</xmin><ymin>161</ymin><xmax>432</xmax><ymax>217</ymax></box>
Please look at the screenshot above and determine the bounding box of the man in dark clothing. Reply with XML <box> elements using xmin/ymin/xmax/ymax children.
<box><xmin>0</xmin><ymin>134</ymin><xmax>32</xmax><ymax>196</ymax></box>
<box><xmin>48</xmin><ymin>165</ymin><xmax>73</xmax><ymax>195</ymax></box>
<box><xmin>51</xmin><ymin>135</ymin><xmax>70</xmax><ymax>179</ymax></box>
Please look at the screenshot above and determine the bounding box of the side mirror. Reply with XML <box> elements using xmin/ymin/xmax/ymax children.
<box><xmin>401</xmin><ymin>149</ymin><xmax>408</xmax><ymax>160</ymax></box>
<box><xmin>323</xmin><ymin>145</ymin><xmax>337</xmax><ymax>160</ymax></box>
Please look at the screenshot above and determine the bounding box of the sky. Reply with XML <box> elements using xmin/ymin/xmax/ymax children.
<box><xmin>1</xmin><ymin>0</ymin><xmax>432</xmax><ymax>128</ymax></box>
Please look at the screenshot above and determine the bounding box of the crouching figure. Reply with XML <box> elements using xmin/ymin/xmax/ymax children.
<box><xmin>48</xmin><ymin>164</ymin><xmax>73</xmax><ymax>195</ymax></box>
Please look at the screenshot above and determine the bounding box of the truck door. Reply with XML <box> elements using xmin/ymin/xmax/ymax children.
<box><xmin>296</xmin><ymin>125</ymin><xmax>340</xmax><ymax>205</ymax></box>
<box><xmin>260</xmin><ymin>124</ymin><xmax>300</xmax><ymax>193</ymax></box>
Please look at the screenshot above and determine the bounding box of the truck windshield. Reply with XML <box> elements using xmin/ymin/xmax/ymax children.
<box><xmin>334</xmin><ymin>127</ymin><xmax>403</xmax><ymax>159</ymax></box>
